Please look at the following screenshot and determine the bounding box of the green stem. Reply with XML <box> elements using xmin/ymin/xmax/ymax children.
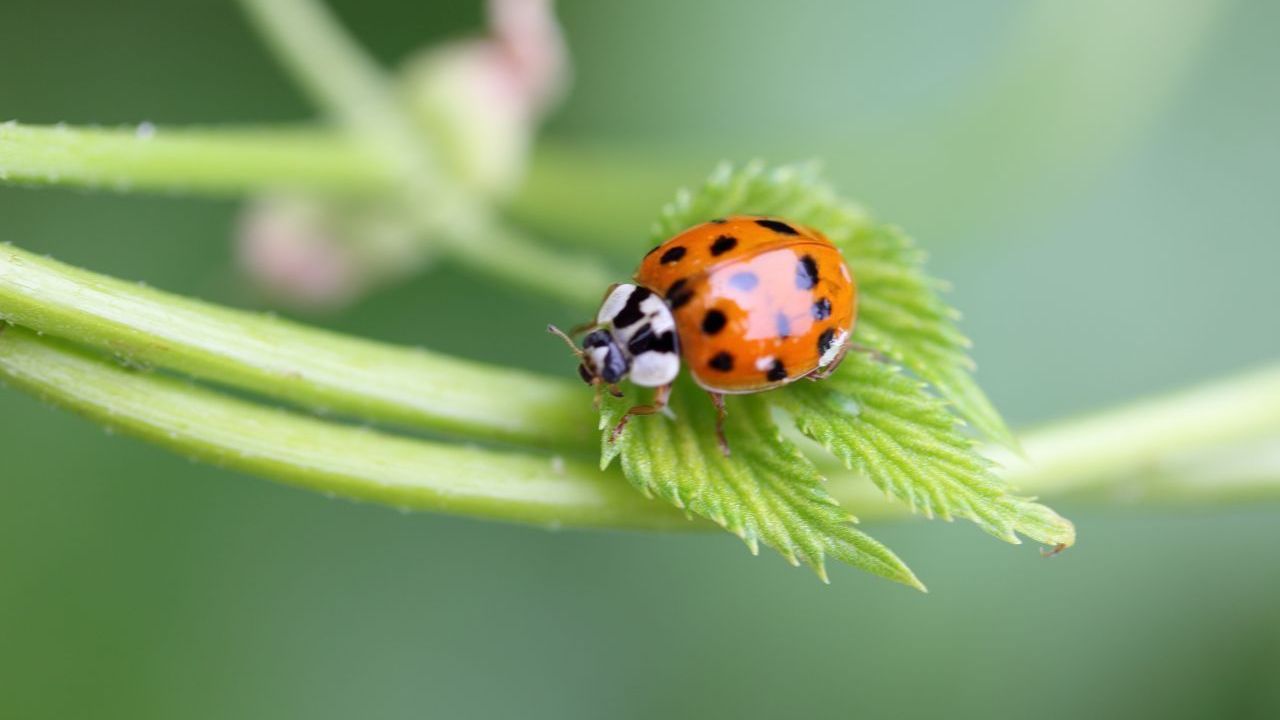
<box><xmin>0</xmin><ymin>122</ymin><xmax>386</xmax><ymax>195</ymax></box>
<box><xmin>0</xmin><ymin>244</ymin><xmax>593</xmax><ymax>447</ymax></box>
<box><xmin>5</xmin><ymin>241</ymin><xmax>1280</xmax><ymax>512</ymax></box>
<box><xmin>235</xmin><ymin>0</ymin><xmax>445</xmax><ymax>188</ymax></box>
<box><xmin>992</xmin><ymin>365</ymin><xmax>1280</xmax><ymax>500</ymax></box>
<box><xmin>0</xmin><ymin>121</ymin><xmax>682</xmax><ymax>272</ymax></box>
<box><xmin>2</xmin><ymin>318</ymin><xmax>1277</xmax><ymax>532</ymax></box>
<box><xmin>822</xmin><ymin>365</ymin><xmax>1280</xmax><ymax>513</ymax></box>
<box><xmin>0</xmin><ymin>123</ymin><xmax>684</xmax><ymax>231</ymax></box>
<box><xmin>0</xmin><ymin>324</ymin><xmax>684</xmax><ymax>531</ymax></box>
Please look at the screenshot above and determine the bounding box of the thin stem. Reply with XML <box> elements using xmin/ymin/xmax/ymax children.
<box><xmin>0</xmin><ymin>123</ymin><xmax>686</xmax><ymax>239</ymax></box>
<box><xmin>0</xmin><ymin>245</ymin><xmax>593</xmax><ymax>447</ymax></box>
<box><xmin>822</xmin><ymin>365</ymin><xmax>1280</xmax><ymax>512</ymax></box>
<box><xmin>993</xmin><ymin>365</ymin><xmax>1280</xmax><ymax>499</ymax></box>
<box><xmin>0</xmin><ymin>122</ymin><xmax>387</xmax><ymax>195</ymax></box>
<box><xmin>235</xmin><ymin>0</ymin><xmax>446</xmax><ymax>190</ymax></box>
<box><xmin>236</xmin><ymin>0</ymin><xmax>614</xmax><ymax>307</ymax></box>
<box><xmin>0</xmin><ymin>122</ymin><xmax>656</xmax><ymax>296</ymax></box>
<box><xmin>0</xmin><ymin>324</ymin><xmax>685</xmax><ymax>531</ymax></box>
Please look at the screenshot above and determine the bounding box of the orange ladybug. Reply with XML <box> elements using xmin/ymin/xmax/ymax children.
<box><xmin>550</xmin><ymin>216</ymin><xmax>857</xmax><ymax>454</ymax></box>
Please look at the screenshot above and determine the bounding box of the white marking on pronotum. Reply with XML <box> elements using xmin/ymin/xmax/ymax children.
<box><xmin>629</xmin><ymin>350</ymin><xmax>679</xmax><ymax>387</ymax></box>
<box><xmin>640</xmin><ymin>293</ymin><xmax>675</xmax><ymax>334</ymax></box>
<box><xmin>596</xmin><ymin>284</ymin><xmax>633</xmax><ymax>325</ymax></box>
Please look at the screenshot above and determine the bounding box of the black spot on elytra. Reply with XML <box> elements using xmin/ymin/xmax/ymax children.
<box><xmin>756</xmin><ymin>218</ymin><xmax>799</xmax><ymax>235</ymax></box>
<box><xmin>666</xmin><ymin>278</ymin><xmax>694</xmax><ymax>310</ymax></box>
<box><xmin>709</xmin><ymin>352</ymin><xmax>734</xmax><ymax>372</ymax></box>
<box><xmin>627</xmin><ymin>323</ymin><xmax>676</xmax><ymax>355</ymax></box>
<box><xmin>812</xmin><ymin>297</ymin><xmax>831</xmax><ymax>320</ymax></box>
<box><xmin>728</xmin><ymin>272</ymin><xmax>758</xmax><ymax>291</ymax></box>
<box><xmin>702</xmin><ymin>309</ymin><xmax>727</xmax><ymax>335</ymax></box>
<box><xmin>659</xmin><ymin>246</ymin><xmax>686</xmax><ymax>264</ymax></box>
<box><xmin>710</xmin><ymin>235</ymin><xmax>738</xmax><ymax>256</ymax></box>
<box><xmin>765</xmin><ymin>358</ymin><xmax>787</xmax><ymax>382</ymax></box>
<box><xmin>611</xmin><ymin>287</ymin><xmax>652</xmax><ymax>328</ymax></box>
<box><xmin>796</xmin><ymin>255</ymin><xmax>818</xmax><ymax>290</ymax></box>
<box><xmin>775</xmin><ymin>312</ymin><xmax>792</xmax><ymax>338</ymax></box>
<box><xmin>817</xmin><ymin>328</ymin><xmax>836</xmax><ymax>357</ymax></box>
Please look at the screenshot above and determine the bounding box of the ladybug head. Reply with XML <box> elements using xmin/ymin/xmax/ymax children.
<box><xmin>579</xmin><ymin>329</ymin><xmax>629</xmax><ymax>385</ymax></box>
<box><xmin>546</xmin><ymin>323</ymin><xmax>632</xmax><ymax>390</ymax></box>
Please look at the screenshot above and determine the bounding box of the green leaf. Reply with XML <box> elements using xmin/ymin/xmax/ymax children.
<box><xmin>600</xmin><ymin>380</ymin><xmax>924</xmax><ymax>589</ymax></box>
<box><xmin>592</xmin><ymin>161</ymin><xmax>1074</xmax><ymax>585</ymax></box>
<box><xmin>839</xmin><ymin>223</ymin><xmax>1019</xmax><ymax>450</ymax></box>
<box><xmin>774</xmin><ymin>353</ymin><xmax>1074</xmax><ymax>547</ymax></box>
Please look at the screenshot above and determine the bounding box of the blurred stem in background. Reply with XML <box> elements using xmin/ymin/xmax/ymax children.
<box><xmin>234</xmin><ymin>0</ymin><xmax>611</xmax><ymax>308</ymax></box>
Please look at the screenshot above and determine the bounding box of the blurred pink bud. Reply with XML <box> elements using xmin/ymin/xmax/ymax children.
<box><xmin>236</xmin><ymin>197</ymin><xmax>363</xmax><ymax>309</ymax></box>
<box><xmin>239</xmin><ymin>2</ymin><xmax>570</xmax><ymax>309</ymax></box>
<box><xmin>488</xmin><ymin>0</ymin><xmax>570</xmax><ymax>118</ymax></box>
<box><xmin>401</xmin><ymin>0</ymin><xmax>569</xmax><ymax>197</ymax></box>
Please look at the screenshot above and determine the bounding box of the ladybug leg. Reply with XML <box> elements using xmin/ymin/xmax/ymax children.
<box><xmin>850</xmin><ymin>342</ymin><xmax>889</xmax><ymax>364</ymax></box>
<box><xmin>610</xmin><ymin>383</ymin><xmax>672</xmax><ymax>443</ymax></box>
<box><xmin>706</xmin><ymin>391</ymin><xmax>730</xmax><ymax>457</ymax></box>
<box><xmin>592</xmin><ymin>380</ymin><xmax>626</xmax><ymax>410</ymax></box>
<box><xmin>1041</xmin><ymin>542</ymin><xmax>1069</xmax><ymax>558</ymax></box>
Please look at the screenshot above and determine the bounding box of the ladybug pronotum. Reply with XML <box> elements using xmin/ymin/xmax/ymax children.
<box><xmin>550</xmin><ymin>215</ymin><xmax>857</xmax><ymax>454</ymax></box>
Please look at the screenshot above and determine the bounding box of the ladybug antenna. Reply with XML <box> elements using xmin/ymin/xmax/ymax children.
<box><xmin>546</xmin><ymin>324</ymin><xmax>584</xmax><ymax>358</ymax></box>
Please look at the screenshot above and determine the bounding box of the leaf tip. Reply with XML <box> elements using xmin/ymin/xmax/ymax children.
<box><xmin>1013</xmin><ymin>499</ymin><xmax>1077</xmax><ymax>549</ymax></box>
<box><xmin>815</xmin><ymin>562</ymin><xmax>831</xmax><ymax>584</ymax></box>
<box><xmin>885</xmin><ymin>562</ymin><xmax>928</xmax><ymax>592</ymax></box>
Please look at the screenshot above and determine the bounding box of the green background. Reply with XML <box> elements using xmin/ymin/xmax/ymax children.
<box><xmin>2</xmin><ymin>1</ymin><xmax>1279</xmax><ymax>717</ymax></box>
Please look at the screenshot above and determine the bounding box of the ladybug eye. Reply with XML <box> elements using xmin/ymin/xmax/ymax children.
<box><xmin>577</xmin><ymin>363</ymin><xmax>594</xmax><ymax>384</ymax></box>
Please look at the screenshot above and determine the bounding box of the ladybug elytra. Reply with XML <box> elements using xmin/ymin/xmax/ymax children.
<box><xmin>550</xmin><ymin>216</ymin><xmax>857</xmax><ymax>454</ymax></box>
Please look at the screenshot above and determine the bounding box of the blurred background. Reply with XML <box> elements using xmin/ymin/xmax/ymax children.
<box><xmin>2</xmin><ymin>0</ymin><xmax>1279</xmax><ymax>717</ymax></box>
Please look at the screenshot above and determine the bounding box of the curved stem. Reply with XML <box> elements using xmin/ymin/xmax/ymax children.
<box><xmin>0</xmin><ymin>325</ymin><xmax>684</xmax><ymax>531</ymax></box>
<box><xmin>5</xmin><ymin>241</ymin><xmax>1280</xmax><ymax>513</ymax></box>
<box><xmin>235</xmin><ymin>0</ymin><xmax>430</xmax><ymax>177</ymax></box>
<box><xmin>0</xmin><ymin>245</ymin><xmax>594</xmax><ymax>447</ymax></box>
<box><xmin>2</xmin><ymin>319</ymin><xmax>1277</xmax><ymax>532</ymax></box>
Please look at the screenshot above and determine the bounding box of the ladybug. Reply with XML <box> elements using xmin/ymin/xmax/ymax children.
<box><xmin>549</xmin><ymin>216</ymin><xmax>856</xmax><ymax>454</ymax></box>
